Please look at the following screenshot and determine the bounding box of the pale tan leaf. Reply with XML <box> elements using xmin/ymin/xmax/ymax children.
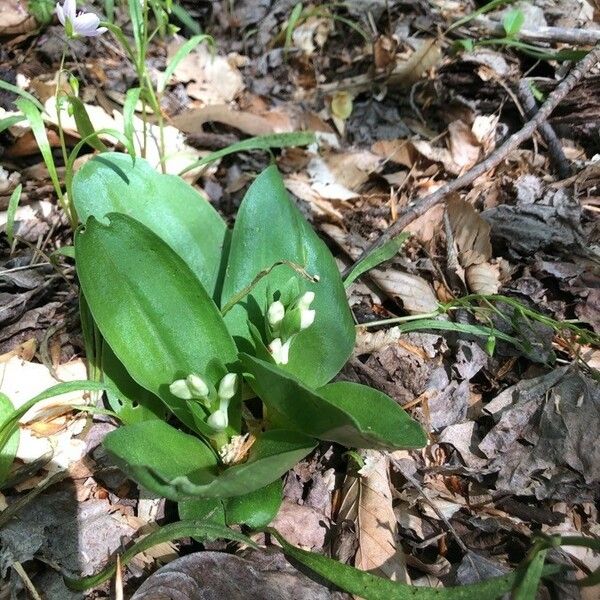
<box><xmin>465</xmin><ymin>262</ymin><xmax>501</xmax><ymax>295</ymax></box>
<box><xmin>448</xmin><ymin>120</ymin><xmax>481</xmax><ymax>171</ymax></box>
<box><xmin>446</xmin><ymin>197</ymin><xmax>492</xmax><ymax>267</ymax></box>
<box><xmin>167</xmin><ymin>43</ymin><xmax>244</xmax><ymax>104</ymax></box>
<box><xmin>371</xmin><ymin>269</ymin><xmax>439</xmax><ymax>314</ymax></box>
<box><xmin>390</xmin><ymin>39</ymin><xmax>443</xmax><ymax>86</ymax></box>
<box><xmin>354</xmin><ymin>327</ymin><xmax>403</xmax><ymax>356</ymax></box>
<box><xmin>336</xmin><ymin>450</ymin><xmax>409</xmax><ymax>582</ymax></box>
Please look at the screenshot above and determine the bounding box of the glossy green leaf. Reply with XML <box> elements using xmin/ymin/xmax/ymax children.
<box><xmin>222</xmin><ymin>166</ymin><xmax>355</xmax><ymax>388</ymax></box>
<box><xmin>242</xmin><ymin>355</ymin><xmax>427</xmax><ymax>450</ymax></box>
<box><xmin>75</xmin><ymin>213</ymin><xmax>237</xmax><ymax>428</ymax></box>
<box><xmin>0</xmin><ymin>394</ymin><xmax>19</xmax><ymax>484</ymax></box>
<box><xmin>65</xmin><ymin>520</ymin><xmax>256</xmax><ymax>591</ymax></box>
<box><xmin>102</xmin><ymin>342</ymin><xmax>168</xmax><ymax>424</ymax></box>
<box><xmin>270</xmin><ymin>530</ymin><xmax>559</xmax><ymax>600</ymax></box>
<box><xmin>149</xmin><ymin>430</ymin><xmax>315</xmax><ymax>500</ymax></box>
<box><xmin>102</xmin><ymin>420</ymin><xmax>218</xmax><ymax>501</ymax></box>
<box><xmin>72</xmin><ymin>153</ymin><xmax>227</xmax><ymax>298</ymax></box>
<box><xmin>225</xmin><ymin>478</ymin><xmax>283</xmax><ymax>528</ymax></box>
<box><xmin>178</xmin><ymin>478</ymin><xmax>283</xmax><ymax>529</ymax></box>
<box><xmin>178</xmin><ymin>497</ymin><xmax>226</xmax><ymax>526</ymax></box>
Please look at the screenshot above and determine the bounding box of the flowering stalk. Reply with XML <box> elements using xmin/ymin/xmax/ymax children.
<box><xmin>266</xmin><ymin>289</ymin><xmax>316</xmax><ymax>365</ymax></box>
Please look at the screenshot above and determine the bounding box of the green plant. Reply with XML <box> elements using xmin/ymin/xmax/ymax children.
<box><xmin>66</xmin><ymin>153</ymin><xmax>426</xmax><ymax>526</ymax></box>
<box><xmin>450</xmin><ymin>1</ymin><xmax>586</xmax><ymax>61</ymax></box>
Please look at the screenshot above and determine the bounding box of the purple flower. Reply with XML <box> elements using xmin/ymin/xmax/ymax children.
<box><xmin>56</xmin><ymin>0</ymin><xmax>107</xmax><ymax>38</ymax></box>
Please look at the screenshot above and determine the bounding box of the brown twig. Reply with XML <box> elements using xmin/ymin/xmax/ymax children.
<box><xmin>516</xmin><ymin>80</ymin><xmax>572</xmax><ymax>179</ymax></box>
<box><xmin>345</xmin><ymin>44</ymin><xmax>600</xmax><ymax>275</ymax></box>
<box><xmin>472</xmin><ymin>17</ymin><xmax>600</xmax><ymax>46</ymax></box>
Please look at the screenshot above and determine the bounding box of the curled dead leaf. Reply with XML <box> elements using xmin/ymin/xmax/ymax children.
<box><xmin>371</xmin><ymin>269</ymin><xmax>439</xmax><ymax>314</ymax></box>
<box><xmin>334</xmin><ymin>450</ymin><xmax>409</xmax><ymax>582</ymax></box>
<box><xmin>465</xmin><ymin>263</ymin><xmax>500</xmax><ymax>295</ymax></box>
<box><xmin>446</xmin><ymin>196</ymin><xmax>492</xmax><ymax>268</ymax></box>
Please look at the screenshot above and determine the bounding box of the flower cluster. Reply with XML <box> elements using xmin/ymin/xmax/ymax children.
<box><xmin>56</xmin><ymin>0</ymin><xmax>107</xmax><ymax>38</ymax></box>
<box><xmin>267</xmin><ymin>290</ymin><xmax>316</xmax><ymax>365</ymax></box>
<box><xmin>169</xmin><ymin>372</ymin><xmax>238</xmax><ymax>432</ymax></box>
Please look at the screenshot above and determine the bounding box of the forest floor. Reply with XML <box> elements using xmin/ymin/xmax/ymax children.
<box><xmin>0</xmin><ymin>0</ymin><xmax>599</xmax><ymax>598</ymax></box>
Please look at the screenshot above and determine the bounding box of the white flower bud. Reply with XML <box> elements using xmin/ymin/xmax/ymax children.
<box><xmin>298</xmin><ymin>291</ymin><xmax>315</xmax><ymax>311</ymax></box>
<box><xmin>279</xmin><ymin>339</ymin><xmax>291</xmax><ymax>364</ymax></box>
<box><xmin>269</xmin><ymin>338</ymin><xmax>291</xmax><ymax>364</ymax></box>
<box><xmin>207</xmin><ymin>409</ymin><xmax>228</xmax><ymax>431</ymax></box>
<box><xmin>269</xmin><ymin>337</ymin><xmax>282</xmax><ymax>359</ymax></box>
<box><xmin>186</xmin><ymin>374</ymin><xmax>209</xmax><ymax>398</ymax></box>
<box><xmin>300</xmin><ymin>308</ymin><xmax>316</xmax><ymax>330</ymax></box>
<box><xmin>267</xmin><ymin>300</ymin><xmax>285</xmax><ymax>327</ymax></box>
<box><xmin>218</xmin><ymin>373</ymin><xmax>238</xmax><ymax>401</ymax></box>
<box><xmin>169</xmin><ymin>379</ymin><xmax>193</xmax><ymax>400</ymax></box>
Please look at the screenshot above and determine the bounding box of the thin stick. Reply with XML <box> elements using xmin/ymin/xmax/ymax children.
<box><xmin>516</xmin><ymin>81</ymin><xmax>571</xmax><ymax>179</ymax></box>
<box><xmin>345</xmin><ymin>45</ymin><xmax>600</xmax><ymax>275</ymax></box>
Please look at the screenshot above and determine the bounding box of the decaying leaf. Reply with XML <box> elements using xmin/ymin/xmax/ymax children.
<box><xmin>0</xmin><ymin>0</ymin><xmax>37</xmax><ymax>36</ymax></box>
<box><xmin>389</xmin><ymin>39</ymin><xmax>442</xmax><ymax>87</ymax></box>
<box><xmin>334</xmin><ymin>450</ymin><xmax>409</xmax><ymax>582</ymax></box>
<box><xmin>371</xmin><ymin>269</ymin><xmax>439</xmax><ymax>314</ymax></box>
<box><xmin>166</xmin><ymin>42</ymin><xmax>244</xmax><ymax>105</ymax></box>
<box><xmin>446</xmin><ymin>197</ymin><xmax>500</xmax><ymax>294</ymax></box>
<box><xmin>479</xmin><ymin>366</ymin><xmax>600</xmax><ymax>501</ymax></box>
<box><xmin>131</xmin><ymin>550</ymin><xmax>346</xmax><ymax>599</ymax></box>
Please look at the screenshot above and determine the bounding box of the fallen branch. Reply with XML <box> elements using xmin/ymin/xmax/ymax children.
<box><xmin>345</xmin><ymin>44</ymin><xmax>600</xmax><ymax>275</ymax></box>
<box><xmin>516</xmin><ymin>80</ymin><xmax>571</xmax><ymax>179</ymax></box>
<box><xmin>472</xmin><ymin>17</ymin><xmax>600</xmax><ymax>46</ymax></box>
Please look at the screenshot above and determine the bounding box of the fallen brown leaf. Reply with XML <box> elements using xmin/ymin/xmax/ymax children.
<box><xmin>335</xmin><ymin>450</ymin><xmax>409</xmax><ymax>582</ymax></box>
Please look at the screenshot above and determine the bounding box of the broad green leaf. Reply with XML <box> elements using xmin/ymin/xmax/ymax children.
<box><xmin>102</xmin><ymin>420</ymin><xmax>218</xmax><ymax>500</ymax></box>
<box><xmin>75</xmin><ymin>213</ymin><xmax>237</xmax><ymax>428</ymax></box>
<box><xmin>225</xmin><ymin>478</ymin><xmax>283</xmax><ymax>528</ymax></box>
<box><xmin>65</xmin><ymin>520</ymin><xmax>256</xmax><ymax>591</ymax></box>
<box><xmin>343</xmin><ymin>232</ymin><xmax>410</xmax><ymax>288</ymax></box>
<box><xmin>178</xmin><ymin>497</ymin><xmax>226</xmax><ymax>526</ymax></box>
<box><xmin>72</xmin><ymin>153</ymin><xmax>227</xmax><ymax>298</ymax></box>
<box><xmin>270</xmin><ymin>530</ymin><xmax>558</xmax><ymax>600</ymax></box>
<box><xmin>241</xmin><ymin>355</ymin><xmax>427</xmax><ymax>450</ymax></box>
<box><xmin>0</xmin><ymin>394</ymin><xmax>19</xmax><ymax>484</ymax></box>
<box><xmin>503</xmin><ymin>8</ymin><xmax>524</xmax><ymax>38</ymax></box>
<box><xmin>222</xmin><ymin>166</ymin><xmax>355</xmax><ymax>388</ymax></box>
<box><xmin>102</xmin><ymin>342</ymin><xmax>168</xmax><ymax>424</ymax></box>
<box><xmin>148</xmin><ymin>430</ymin><xmax>316</xmax><ymax>500</ymax></box>
<box><xmin>178</xmin><ymin>478</ymin><xmax>283</xmax><ymax>529</ymax></box>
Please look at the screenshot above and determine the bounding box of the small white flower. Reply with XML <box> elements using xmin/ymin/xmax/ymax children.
<box><xmin>186</xmin><ymin>374</ymin><xmax>209</xmax><ymax>398</ymax></box>
<box><xmin>269</xmin><ymin>337</ymin><xmax>291</xmax><ymax>365</ymax></box>
<box><xmin>298</xmin><ymin>291</ymin><xmax>315</xmax><ymax>311</ymax></box>
<box><xmin>56</xmin><ymin>0</ymin><xmax>107</xmax><ymax>38</ymax></box>
<box><xmin>170</xmin><ymin>373</ymin><xmax>209</xmax><ymax>400</ymax></box>
<box><xmin>267</xmin><ymin>300</ymin><xmax>285</xmax><ymax>327</ymax></box>
<box><xmin>207</xmin><ymin>409</ymin><xmax>228</xmax><ymax>431</ymax></box>
<box><xmin>169</xmin><ymin>378</ymin><xmax>192</xmax><ymax>400</ymax></box>
<box><xmin>218</xmin><ymin>373</ymin><xmax>238</xmax><ymax>401</ymax></box>
<box><xmin>300</xmin><ymin>308</ymin><xmax>316</xmax><ymax>330</ymax></box>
